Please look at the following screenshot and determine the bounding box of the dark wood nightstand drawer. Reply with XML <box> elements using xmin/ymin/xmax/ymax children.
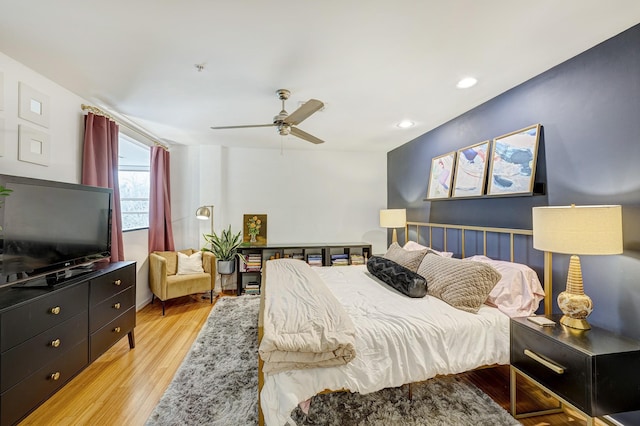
<box><xmin>1</xmin><ymin>311</ymin><xmax>88</xmax><ymax>392</ymax></box>
<box><xmin>511</xmin><ymin>322</ymin><xmax>589</xmax><ymax>411</ymax></box>
<box><xmin>511</xmin><ymin>317</ymin><xmax>640</xmax><ymax>417</ymax></box>
<box><xmin>0</xmin><ymin>284</ymin><xmax>88</xmax><ymax>351</ymax></box>
<box><xmin>0</xmin><ymin>339</ymin><xmax>88</xmax><ymax>426</ymax></box>
<box><xmin>89</xmin><ymin>264</ymin><xmax>135</xmax><ymax>306</ymax></box>
<box><xmin>89</xmin><ymin>286</ymin><xmax>135</xmax><ymax>333</ymax></box>
<box><xmin>89</xmin><ymin>306</ymin><xmax>135</xmax><ymax>361</ymax></box>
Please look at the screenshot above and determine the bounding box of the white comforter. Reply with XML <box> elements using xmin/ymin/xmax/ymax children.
<box><xmin>259</xmin><ymin>259</ymin><xmax>356</xmax><ymax>374</ymax></box>
<box><xmin>260</xmin><ymin>264</ymin><xmax>510</xmax><ymax>426</ymax></box>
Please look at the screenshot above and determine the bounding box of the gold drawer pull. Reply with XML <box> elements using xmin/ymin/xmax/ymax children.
<box><xmin>49</xmin><ymin>372</ymin><xmax>61</xmax><ymax>381</ymax></box>
<box><xmin>49</xmin><ymin>306</ymin><xmax>61</xmax><ymax>315</ymax></box>
<box><xmin>50</xmin><ymin>338</ymin><xmax>61</xmax><ymax>348</ymax></box>
<box><xmin>113</xmin><ymin>279</ymin><xmax>122</xmax><ymax>286</ymax></box>
<box><xmin>524</xmin><ymin>349</ymin><xmax>565</xmax><ymax>374</ymax></box>
<box><xmin>114</xmin><ymin>327</ymin><xmax>121</xmax><ymax>333</ymax></box>
<box><xmin>113</xmin><ymin>302</ymin><xmax>121</xmax><ymax>310</ymax></box>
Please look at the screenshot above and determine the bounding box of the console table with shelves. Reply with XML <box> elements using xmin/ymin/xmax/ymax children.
<box><xmin>0</xmin><ymin>261</ymin><xmax>136</xmax><ymax>426</ymax></box>
<box><xmin>235</xmin><ymin>243</ymin><xmax>372</xmax><ymax>296</ymax></box>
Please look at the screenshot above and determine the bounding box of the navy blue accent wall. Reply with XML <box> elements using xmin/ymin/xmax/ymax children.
<box><xmin>388</xmin><ymin>24</ymin><xmax>640</xmax><ymax>423</ymax></box>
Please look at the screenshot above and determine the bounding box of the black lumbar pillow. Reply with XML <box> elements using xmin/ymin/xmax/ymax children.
<box><xmin>367</xmin><ymin>256</ymin><xmax>427</xmax><ymax>298</ymax></box>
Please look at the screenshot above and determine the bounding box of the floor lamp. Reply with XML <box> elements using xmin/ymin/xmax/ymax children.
<box><xmin>196</xmin><ymin>205</ymin><xmax>214</xmax><ymax>247</ymax></box>
<box><xmin>380</xmin><ymin>209</ymin><xmax>407</xmax><ymax>245</ymax></box>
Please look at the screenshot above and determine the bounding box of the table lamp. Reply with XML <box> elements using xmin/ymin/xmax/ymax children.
<box><xmin>532</xmin><ymin>204</ymin><xmax>623</xmax><ymax>330</ymax></box>
<box><xmin>380</xmin><ymin>209</ymin><xmax>407</xmax><ymax>245</ymax></box>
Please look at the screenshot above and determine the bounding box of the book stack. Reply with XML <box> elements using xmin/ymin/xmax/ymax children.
<box><xmin>244</xmin><ymin>253</ymin><xmax>262</xmax><ymax>272</ymax></box>
<box><xmin>350</xmin><ymin>254</ymin><xmax>365</xmax><ymax>265</ymax></box>
<box><xmin>331</xmin><ymin>253</ymin><xmax>349</xmax><ymax>266</ymax></box>
<box><xmin>307</xmin><ymin>254</ymin><xmax>323</xmax><ymax>267</ymax></box>
<box><xmin>245</xmin><ymin>281</ymin><xmax>260</xmax><ymax>295</ymax></box>
<box><xmin>292</xmin><ymin>253</ymin><xmax>304</xmax><ymax>261</ymax></box>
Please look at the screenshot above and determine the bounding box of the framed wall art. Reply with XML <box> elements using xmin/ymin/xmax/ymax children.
<box><xmin>487</xmin><ymin>124</ymin><xmax>541</xmax><ymax>196</ymax></box>
<box><xmin>18</xmin><ymin>125</ymin><xmax>50</xmax><ymax>166</ymax></box>
<box><xmin>426</xmin><ymin>151</ymin><xmax>456</xmax><ymax>199</ymax></box>
<box><xmin>243</xmin><ymin>214</ymin><xmax>267</xmax><ymax>245</ymax></box>
<box><xmin>451</xmin><ymin>140</ymin><xmax>490</xmax><ymax>198</ymax></box>
<box><xmin>0</xmin><ymin>71</ymin><xmax>4</xmax><ymax>111</ymax></box>
<box><xmin>18</xmin><ymin>82</ymin><xmax>50</xmax><ymax>128</ymax></box>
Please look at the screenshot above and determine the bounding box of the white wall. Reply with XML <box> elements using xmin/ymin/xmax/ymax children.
<box><xmin>1</xmin><ymin>50</ymin><xmax>389</xmax><ymax>309</ymax></box>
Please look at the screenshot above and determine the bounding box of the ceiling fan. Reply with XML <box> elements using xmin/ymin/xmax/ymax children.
<box><xmin>210</xmin><ymin>89</ymin><xmax>325</xmax><ymax>144</ymax></box>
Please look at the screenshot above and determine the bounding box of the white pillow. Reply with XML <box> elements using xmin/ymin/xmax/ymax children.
<box><xmin>177</xmin><ymin>251</ymin><xmax>205</xmax><ymax>275</ymax></box>
<box><xmin>403</xmin><ymin>240</ymin><xmax>454</xmax><ymax>258</ymax></box>
<box><xmin>465</xmin><ymin>255</ymin><xmax>544</xmax><ymax>317</ymax></box>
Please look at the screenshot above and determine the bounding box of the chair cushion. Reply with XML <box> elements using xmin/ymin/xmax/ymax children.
<box><xmin>177</xmin><ymin>251</ymin><xmax>205</xmax><ymax>274</ymax></box>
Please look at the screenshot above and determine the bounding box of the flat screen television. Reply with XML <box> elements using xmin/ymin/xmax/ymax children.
<box><xmin>0</xmin><ymin>174</ymin><xmax>112</xmax><ymax>288</ymax></box>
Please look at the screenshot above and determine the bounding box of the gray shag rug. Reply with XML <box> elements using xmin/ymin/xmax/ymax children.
<box><xmin>146</xmin><ymin>296</ymin><xmax>519</xmax><ymax>426</ymax></box>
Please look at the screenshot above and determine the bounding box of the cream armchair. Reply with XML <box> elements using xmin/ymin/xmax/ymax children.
<box><xmin>149</xmin><ymin>249</ymin><xmax>217</xmax><ymax>315</ymax></box>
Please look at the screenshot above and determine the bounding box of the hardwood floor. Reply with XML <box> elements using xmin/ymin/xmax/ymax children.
<box><xmin>21</xmin><ymin>295</ymin><xmax>607</xmax><ymax>425</ymax></box>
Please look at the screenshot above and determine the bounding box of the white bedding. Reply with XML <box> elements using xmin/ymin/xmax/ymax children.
<box><xmin>260</xmin><ymin>264</ymin><xmax>510</xmax><ymax>426</ymax></box>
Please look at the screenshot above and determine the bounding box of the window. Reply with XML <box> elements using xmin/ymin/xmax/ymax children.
<box><xmin>118</xmin><ymin>134</ymin><xmax>150</xmax><ymax>231</ymax></box>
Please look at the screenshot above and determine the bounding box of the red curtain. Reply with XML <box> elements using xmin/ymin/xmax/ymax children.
<box><xmin>148</xmin><ymin>145</ymin><xmax>175</xmax><ymax>252</ymax></box>
<box><xmin>82</xmin><ymin>112</ymin><xmax>125</xmax><ymax>262</ymax></box>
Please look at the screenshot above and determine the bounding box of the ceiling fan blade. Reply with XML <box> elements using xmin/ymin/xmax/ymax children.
<box><xmin>210</xmin><ymin>124</ymin><xmax>275</xmax><ymax>130</ymax></box>
<box><xmin>284</xmin><ymin>99</ymin><xmax>324</xmax><ymax>125</ymax></box>
<box><xmin>290</xmin><ymin>127</ymin><xmax>325</xmax><ymax>144</ymax></box>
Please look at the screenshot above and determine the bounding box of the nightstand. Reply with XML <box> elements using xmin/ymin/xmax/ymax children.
<box><xmin>510</xmin><ymin>315</ymin><xmax>640</xmax><ymax>425</ymax></box>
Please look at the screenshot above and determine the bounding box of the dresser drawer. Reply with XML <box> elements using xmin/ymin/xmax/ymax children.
<box><xmin>90</xmin><ymin>306</ymin><xmax>135</xmax><ymax>361</ymax></box>
<box><xmin>90</xmin><ymin>264</ymin><xmax>135</xmax><ymax>306</ymax></box>
<box><xmin>1</xmin><ymin>311</ymin><xmax>88</xmax><ymax>393</ymax></box>
<box><xmin>511</xmin><ymin>321</ymin><xmax>591</xmax><ymax>413</ymax></box>
<box><xmin>1</xmin><ymin>284</ymin><xmax>88</xmax><ymax>351</ymax></box>
<box><xmin>90</xmin><ymin>286</ymin><xmax>135</xmax><ymax>333</ymax></box>
<box><xmin>0</xmin><ymin>339</ymin><xmax>88</xmax><ymax>426</ymax></box>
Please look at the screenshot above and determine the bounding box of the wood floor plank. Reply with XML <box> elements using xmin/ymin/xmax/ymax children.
<box><xmin>19</xmin><ymin>294</ymin><xmax>611</xmax><ymax>425</ymax></box>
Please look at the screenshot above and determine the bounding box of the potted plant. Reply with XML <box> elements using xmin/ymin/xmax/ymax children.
<box><xmin>202</xmin><ymin>225</ymin><xmax>245</xmax><ymax>274</ymax></box>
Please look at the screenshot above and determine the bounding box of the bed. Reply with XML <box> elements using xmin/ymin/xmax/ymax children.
<box><xmin>258</xmin><ymin>222</ymin><xmax>553</xmax><ymax>426</ymax></box>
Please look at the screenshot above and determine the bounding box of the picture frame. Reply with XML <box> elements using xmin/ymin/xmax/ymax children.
<box><xmin>18</xmin><ymin>125</ymin><xmax>50</xmax><ymax>166</ymax></box>
<box><xmin>0</xmin><ymin>72</ymin><xmax>4</xmax><ymax>111</ymax></box>
<box><xmin>487</xmin><ymin>124</ymin><xmax>541</xmax><ymax>196</ymax></box>
<box><xmin>243</xmin><ymin>214</ymin><xmax>267</xmax><ymax>245</ymax></box>
<box><xmin>18</xmin><ymin>82</ymin><xmax>50</xmax><ymax>128</ymax></box>
<box><xmin>426</xmin><ymin>151</ymin><xmax>456</xmax><ymax>199</ymax></box>
<box><xmin>451</xmin><ymin>140</ymin><xmax>490</xmax><ymax>198</ymax></box>
<box><xmin>0</xmin><ymin>118</ymin><xmax>4</xmax><ymax>157</ymax></box>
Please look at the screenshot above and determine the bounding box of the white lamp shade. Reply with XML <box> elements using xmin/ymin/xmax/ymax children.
<box><xmin>380</xmin><ymin>209</ymin><xmax>407</xmax><ymax>228</ymax></box>
<box><xmin>532</xmin><ymin>205</ymin><xmax>623</xmax><ymax>255</ymax></box>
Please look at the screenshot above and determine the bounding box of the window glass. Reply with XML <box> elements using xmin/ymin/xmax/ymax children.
<box><xmin>118</xmin><ymin>134</ymin><xmax>150</xmax><ymax>231</ymax></box>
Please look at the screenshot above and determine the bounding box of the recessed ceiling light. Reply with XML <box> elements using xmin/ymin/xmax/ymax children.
<box><xmin>396</xmin><ymin>120</ymin><xmax>415</xmax><ymax>129</ymax></box>
<box><xmin>456</xmin><ymin>77</ymin><xmax>477</xmax><ymax>89</ymax></box>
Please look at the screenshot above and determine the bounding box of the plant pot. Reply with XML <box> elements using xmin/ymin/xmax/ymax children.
<box><xmin>217</xmin><ymin>259</ymin><xmax>235</xmax><ymax>275</ymax></box>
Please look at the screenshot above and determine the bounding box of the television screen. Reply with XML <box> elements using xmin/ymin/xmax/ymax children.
<box><xmin>0</xmin><ymin>174</ymin><xmax>112</xmax><ymax>287</ymax></box>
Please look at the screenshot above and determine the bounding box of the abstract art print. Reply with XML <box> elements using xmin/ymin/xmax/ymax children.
<box><xmin>426</xmin><ymin>151</ymin><xmax>456</xmax><ymax>199</ymax></box>
<box><xmin>452</xmin><ymin>141</ymin><xmax>490</xmax><ymax>198</ymax></box>
<box><xmin>487</xmin><ymin>124</ymin><xmax>541</xmax><ymax>196</ymax></box>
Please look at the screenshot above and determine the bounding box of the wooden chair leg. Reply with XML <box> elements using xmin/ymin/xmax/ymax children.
<box><xmin>151</xmin><ymin>294</ymin><xmax>155</xmax><ymax>304</ymax></box>
<box><xmin>210</xmin><ymin>290</ymin><xmax>214</xmax><ymax>303</ymax></box>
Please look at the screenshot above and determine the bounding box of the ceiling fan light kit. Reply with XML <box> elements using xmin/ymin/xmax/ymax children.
<box><xmin>211</xmin><ymin>89</ymin><xmax>325</xmax><ymax>144</ymax></box>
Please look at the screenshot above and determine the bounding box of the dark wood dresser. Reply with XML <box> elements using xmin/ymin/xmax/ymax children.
<box><xmin>0</xmin><ymin>261</ymin><xmax>136</xmax><ymax>425</ymax></box>
<box><xmin>510</xmin><ymin>315</ymin><xmax>640</xmax><ymax>424</ymax></box>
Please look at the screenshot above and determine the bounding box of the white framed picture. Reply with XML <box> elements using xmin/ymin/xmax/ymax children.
<box><xmin>18</xmin><ymin>124</ymin><xmax>50</xmax><ymax>166</ymax></box>
<box><xmin>0</xmin><ymin>72</ymin><xmax>4</xmax><ymax>111</ymax></box>
<box><xmin>18</xmin><ymin>82</ymin><xmax>50</xmax><ymax>128</ymax></box>
<box><xmin>451</xmin><ymin>140</ymin><xmax>490</xmax><ymax>198</ymax></box>
<box><xmin>0</xmin><ymin>117</ymin><xmax>5</xmax><ymax>157</ymax></box>
<box><xmin>426</xmin><ymin>151</ymin><xmax>456</xmax><ymax>199</ymax></box>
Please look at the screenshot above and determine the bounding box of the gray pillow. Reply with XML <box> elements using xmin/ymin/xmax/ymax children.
<box><xmin>382</xmin><ymin>242</ymin><xmax>428</xmax><ymax>272</ymax></box>
<box><xmin>367</xmin><ymin>256</ymin><xmax>427</xmax><ymax>298</ymax></box>
<box><xmin>417</xmin><ymin>253</ymin><xmax>501</xmax><ymax>313</ymax></box>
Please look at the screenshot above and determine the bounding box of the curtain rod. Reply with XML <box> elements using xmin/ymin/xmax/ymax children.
<box><xmin>81</xmin><ymin>104</ymin><xmax>169</xmax><ymax>151</ymax></box>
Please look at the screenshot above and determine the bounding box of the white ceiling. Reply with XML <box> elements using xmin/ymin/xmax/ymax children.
<box><xmin>1</xmin><ymin>1</ymin><xmax>639</xmax><ymax>152</ymax></box>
